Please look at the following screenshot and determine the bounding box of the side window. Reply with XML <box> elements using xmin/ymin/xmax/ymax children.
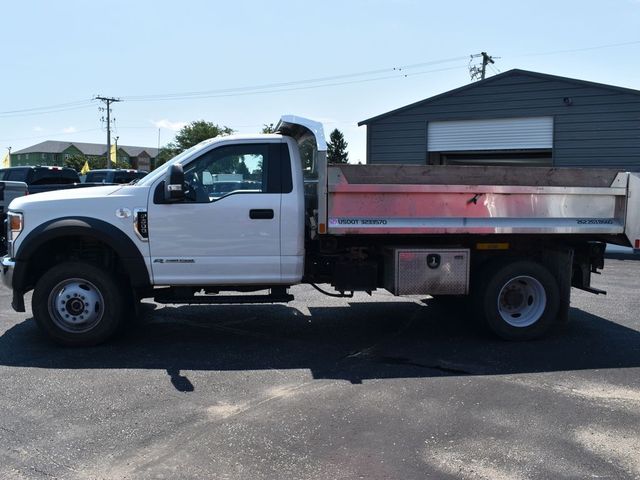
<box><xmin>182</xmin><ymin>144</ymin><xmax>269</xmax><ymax>203</ymax></box>
<box><xmin>0</xmin><ymin>170</ymin><xmax>5</xmax><ymax>180</ymax></box>
<box><xmin>6</xmin><ymin>169</ymin><xmax>24</xmax><ymax>182</ymax></box>
<box><xmin>113</xmin><ymin>172</ymin><xmax>133</xmax><ymax>184</ymax></box>
<box><xmin>87</xmin><ymin>172</ymin><xmax>108</xmax><ymax>183</ymax></box>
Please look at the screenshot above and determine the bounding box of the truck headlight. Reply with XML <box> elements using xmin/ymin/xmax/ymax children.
<box><xmin>7</xmin><ymin>212</ymin><xmax>23</xmax><ymax>255</ymax></box>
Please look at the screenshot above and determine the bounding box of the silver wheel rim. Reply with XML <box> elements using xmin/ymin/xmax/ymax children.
<box><xmin>497</xmin><ymin>275</ymin><xmax>546</xmax><ymax>328</ymax></box>
<box><xmin>47</xmin><ymin>278</ymin><xmax>104</xmax><ymax>333</ymax></box>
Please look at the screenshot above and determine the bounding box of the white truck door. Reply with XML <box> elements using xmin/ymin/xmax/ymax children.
<box><xmin>147</xmin><ymin>142</ymin><xmax>285</xmax><ymax>285</ymax></box>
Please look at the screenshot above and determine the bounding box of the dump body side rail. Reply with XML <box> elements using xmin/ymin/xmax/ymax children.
<box><xmin>325</xmin><ymin>165</ymin><xmax>634</xmax><ymax>245</ymax></box>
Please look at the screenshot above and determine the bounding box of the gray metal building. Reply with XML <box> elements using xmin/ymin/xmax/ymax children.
<box><xmin>358</xmin><ymin>69</ymin><xmax>640</xmax><ymax>170</ymax></box>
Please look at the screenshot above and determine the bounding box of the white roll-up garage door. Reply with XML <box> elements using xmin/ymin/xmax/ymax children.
<box><xmin>428</xmin><ymin>117</ymin><xmax>553</xmax><ymax>152</ymax></box>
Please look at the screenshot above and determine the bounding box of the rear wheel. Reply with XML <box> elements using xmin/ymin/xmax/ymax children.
<box><xmin>476</xmin><ymin>260</ymin><xmax>559</xmax><ymax>340</ymax></box>
<box><xmin>32</xmin><ymin>262</ymin><xmax>125</xmax><ymax>346</ymax></box>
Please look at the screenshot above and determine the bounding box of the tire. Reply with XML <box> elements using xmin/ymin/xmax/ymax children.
<box><xmin>32</xmin><ymin>262</ymin><xmax>125</xmax><ymax>346</ymax></box>
<box><xmin>475</xmin><ymin>260</ymin><xmax>560</xmax><ymax>341</ymax></box>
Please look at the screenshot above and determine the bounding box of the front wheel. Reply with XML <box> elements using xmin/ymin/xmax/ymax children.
<box><xmin>476</xmin><ymin>260</ymin><xmax>560</xmax><ymax>341</ymax></box>
<box><xmin>32</xmin><ymin>262</ymin><xmax>125</xmax><ymax>346</ymax></box>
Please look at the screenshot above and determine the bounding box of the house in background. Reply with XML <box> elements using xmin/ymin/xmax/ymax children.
<box><xmin>359</xmin><ymin>69</ymin><xmax>640</xmax><ymax>170</ymax></box>
<box><xmin>11</xmin><ymin>141</ymin><xmax>158</xmax><ymax>171</ymax></box>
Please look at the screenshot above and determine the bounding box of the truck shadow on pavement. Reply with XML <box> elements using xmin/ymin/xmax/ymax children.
<box><xmin>0</xmin><ymin>299</ymin><xmax>638</xmax><ymax>391</ymax></box>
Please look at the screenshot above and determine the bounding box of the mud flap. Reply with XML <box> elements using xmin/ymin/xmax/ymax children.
<box><xmin>543</xmin><ymin>248</ymin><xmax>573</xmax><ymax>324</ymax></box>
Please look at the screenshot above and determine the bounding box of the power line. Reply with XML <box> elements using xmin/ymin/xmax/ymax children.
<box><xmin>0</xmin><ymin>56</ymin><xmax>468</xmax><ymax>118</ymax></box>
<box><xmin>122</xmin><ymin>64</ymin><xmax>468</xmax><ymax>103</ymax></box>
<box><xmin>122</xmin><ymin>56</ymin><xmax>468</xmax><ymax>102</ymax></box>
<box><xmin>0</xmin><ymin>99</ymin><xmax>94</xmax><ymax>116</ymax></box>
<box><xmin>513</xmin><ymin>39</ymin><xmax>640</xmax><ymax>58</ymax></box>
<box><xmin>2</xmin><ymin>40</ymin><xmax>638</xmax><ymax>120</ymax></box>
<box><xmin>0</xmin><ymin>128</ymin><xmax>103</xmax><ymax>143</ymax></box>
<box><xmin>0</xmin><ymin>102</ymin><xmax>95</xmax><ymax>119</ymax></box>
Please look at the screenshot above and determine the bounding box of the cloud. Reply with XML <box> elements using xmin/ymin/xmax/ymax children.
<box><xmin>63</xmin><ymin>126</ymin><xmax>77</xmax><ymax>134</ymax></box>
<box><xmin>33</xmin><ymin>126</ymin><xmax>44</xmax><ymax>132</ymax></box>
<box><xmin>152</xmin><ymin>119</ymin><xmax>187</xmax><ymax>131</ymax></box>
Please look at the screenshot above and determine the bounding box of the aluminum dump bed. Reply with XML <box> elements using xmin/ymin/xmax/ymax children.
<box><xmin>324</xmin><ymin>165</ymin><xmax>640</xmax><ymax>248</ymax></box>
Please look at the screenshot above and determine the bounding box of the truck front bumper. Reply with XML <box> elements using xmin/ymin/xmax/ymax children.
<box><xmin>1</xmin><ymin>256</ymin><xmax>24</xmax><ymax>312</ymax></box>
<box><xmin>1</xmin><ymin>256</ymin><xmax>15</xmax><ymax>290</ymax></box>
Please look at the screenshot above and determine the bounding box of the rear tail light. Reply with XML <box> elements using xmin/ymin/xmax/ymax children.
<box><xmin>635</xmin><ymin>239</ymin><xmax>640</xmax><ymax>249</ymax></box>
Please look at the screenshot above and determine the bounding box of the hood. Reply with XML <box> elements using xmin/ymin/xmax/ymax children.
<box><xmin>9</xmin><ymin>185</ymin><xmax>124</xmax><ymax>210</ymax></box>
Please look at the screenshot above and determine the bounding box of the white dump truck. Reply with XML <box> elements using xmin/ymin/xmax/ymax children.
<box><xmin>2</xmin><ymin>116</ymin><xmax>639</xmax><ymax>345</ymax></box>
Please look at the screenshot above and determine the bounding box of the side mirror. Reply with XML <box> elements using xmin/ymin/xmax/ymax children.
<box><xmin>164</xmin><ymin>164</ymin><xmax>185</xmax><ymax>202</ymax></box>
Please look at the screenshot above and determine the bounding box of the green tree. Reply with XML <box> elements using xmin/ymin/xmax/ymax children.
<box><xmin>327</xmin><ymin>128</ymin><xmax>349</xmax><ymax>164</ymax></box>
<box><xmin>64</xmin><ymin>154</ymin><xmax>130</xmax><ymax>173</ymax></box>
<box><xmin>154</xmin><ymin>120</ymin><xmax>234</xmax><ymax>169</ymax></box>
<box><xmin>235</xmin><ymin>159</ymin><xmax>250</xmax><ymax>176</ymax></box>
<box><xmin>112</xmin><ymin>158</ymin><xmax>132</xmax><ymax>169</ymax></box>
<box><xmin>63</xmin><ymin>154</ymin><xmax>90</xmax><ymax>172</ymax></box>
<box><xmin>154</xmin><ymin>146</ymin><xmax>180</xmax><ymax>168</ymax></box>
<box><xmin>175</xmin><ymin>120</ymin><xmax>234</xmax><ymax>151</ymax></box>
<box><xmin>261</xmin><ymin>123</ymin><xmax>276</xmax><ymax>134</ymax></box>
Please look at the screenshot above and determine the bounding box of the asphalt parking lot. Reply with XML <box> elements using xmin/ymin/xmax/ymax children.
<box><xmin>1</xmin><ymin>256</ymin><xmax>639</xmax><ymax>479</ymax></box>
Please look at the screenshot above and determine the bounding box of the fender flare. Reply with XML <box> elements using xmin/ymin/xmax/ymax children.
<box><xmin>13</xmin><ymin>216</ymin><xmax>151</xmax><ymax>292</ymax></box>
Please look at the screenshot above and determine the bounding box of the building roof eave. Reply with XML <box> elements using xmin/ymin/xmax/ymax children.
<box><xmin>358</xmin><ymin>68</ymin><xmax>640</xmax><ymax>126</ymax></box>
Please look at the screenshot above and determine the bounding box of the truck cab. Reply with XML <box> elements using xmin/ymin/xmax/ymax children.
<box><xmin>143</xmin><ymin>133</ymin><xmax>307</xmax><ymax>286</ymax></box>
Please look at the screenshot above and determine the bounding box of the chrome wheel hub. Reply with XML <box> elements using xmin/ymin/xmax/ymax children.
<box><xmin>497</xmin><ymin>276</ymin><xmax>546</xmax><ymax>328</ymax></box>
<box><xmin>48</xmin><ymin>279</ymin><xmax>104</xmax><ymax>333</ymax></box>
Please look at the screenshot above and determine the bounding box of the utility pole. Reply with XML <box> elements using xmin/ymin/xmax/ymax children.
<box><xmin>95</xmin><ymin>96</ymin><xmax>121</xmax><ymax>168</ymax></box>
<box><xmin>469</xmin><ymin>52</ymin><xmax>496</xmax><ymax>81</ymax></box>
<box><xmin>114</xmin><ymin>136</ymin><xmax>119</xmax><ymax>166</ymax></box>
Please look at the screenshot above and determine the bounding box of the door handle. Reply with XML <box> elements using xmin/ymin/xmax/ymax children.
<box><xmin>249</xmin><ymin>209</ymin><xmax>274</xmax><ymax>219</ymax></box>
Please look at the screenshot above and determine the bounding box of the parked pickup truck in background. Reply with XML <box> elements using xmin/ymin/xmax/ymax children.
<box><xmin>2</xmin><ymin>116</ymin><xmax>639</xmax><ymax>346</ymax></box>
<box><xmin>83</xmin><ymin>169</ymin><xmax>147</xmax><ymax>184</ymax></box>
<box><xmin>0</xmin><ymin>166</ymin><xmax>86</xmax><ymax>195</ymax></box>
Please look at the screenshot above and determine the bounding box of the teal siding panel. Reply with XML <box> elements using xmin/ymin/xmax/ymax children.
<box><xmin>366</xmin><ymin>71</ymin><xmax>640</xmax><ymax>167</ymax></box>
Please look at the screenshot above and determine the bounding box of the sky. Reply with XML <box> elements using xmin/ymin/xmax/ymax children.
<box><xmin>1</xmin><ymin>0</ymin><xmax>639</xmax><ymax>164</ymax></box>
